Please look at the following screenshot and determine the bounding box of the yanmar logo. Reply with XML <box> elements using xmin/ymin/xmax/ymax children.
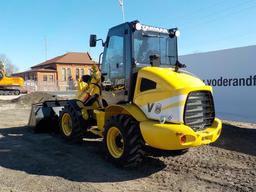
<box><xmin>203</xmin><ymin>75</ymin><xmax>256</xmax><ymax>87</ymax></box>
<box><xmin>141</xmin><ymin>24</ymin><xmax>169</xmax><ymax>34</ymax></box>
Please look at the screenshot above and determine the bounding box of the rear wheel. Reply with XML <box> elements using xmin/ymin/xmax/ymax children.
<box><xmin>103</xmin><ymin>114</ymin><xmax>144</xmax><ymax>167</ymax></box>
<box><xmin>59</xmin><ymin>100</ymin><xmax>87</xmax><ymax>143</ymax></box>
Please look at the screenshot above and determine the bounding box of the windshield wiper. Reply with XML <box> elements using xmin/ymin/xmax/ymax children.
<box><xmin>174</xmin><ymin>60</ymin><xmax>186</xmax><ymax>72</ymax></box>
<box><xmin>167</xmin><ymin>55</ymin><xmax>186</xmax><ymax>71</ymax></box>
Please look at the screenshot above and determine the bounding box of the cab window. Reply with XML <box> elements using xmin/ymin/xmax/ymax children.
<box><xmin>103</xmin><ymin>35</ymin><xmax>125</xmax><ymax>80</ymax></box>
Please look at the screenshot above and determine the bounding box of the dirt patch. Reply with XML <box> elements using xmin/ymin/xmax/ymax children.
<box><xmin>223</xmin><ymin>120</ymin><xmax>256</xmax><ymax>129</ymax></box>
<box><xmin>0</xmin><ymin>107</ymin><xmax>255</xmax><ymax>192</ymax></box>
<box><xmin>10</xmin><ymin>92</ymin><xmax>59</xmax><ymax>105</ymax></box>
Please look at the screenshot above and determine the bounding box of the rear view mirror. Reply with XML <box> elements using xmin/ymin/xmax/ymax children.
<box><xmin>90</xmin><ymin>34</ymin><xmax>97</xmax><ymax>47</ymax></box>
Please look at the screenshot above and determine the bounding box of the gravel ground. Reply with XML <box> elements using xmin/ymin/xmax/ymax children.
<box><xmin>0</xmin><ymin>95</ymin><xmax>25</xmax><ymax>101</ymax></box>
<box><xmin>0</xmin><ymin>94</ymin><xmax>255</xmax><ymax>192</ymax></box>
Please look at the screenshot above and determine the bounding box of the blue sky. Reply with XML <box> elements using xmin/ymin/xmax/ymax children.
<box><xmin>1</xmin><ymin>0</ymin><xmax>256</xmax><ymax>72</ymax></box>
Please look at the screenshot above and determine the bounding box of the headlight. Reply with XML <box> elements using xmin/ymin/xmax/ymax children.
<box><xmin>135</xmin><ymin>23</ymin><xmax>142</xmax><ymax>30</ymax></box>
<box><xmin>175</xmin><ymin>30</ymin><xmax>180</xmax><ymax>37</ymax></box>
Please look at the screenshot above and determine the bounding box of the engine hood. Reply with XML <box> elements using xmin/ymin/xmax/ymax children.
<box><xmin>133</xmin><ymin>66</ymin><xmax>213</xmax><ymax>123</ymax></box>
<box><xmin>139</xmin><ymin>67</ymin><xmax>206</xmax><ymax>90</ymax></box>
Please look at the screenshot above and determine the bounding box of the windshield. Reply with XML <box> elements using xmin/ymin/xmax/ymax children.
<box><xmin>133</xmin><ymin>30</ymin><xmax>177</xmax><ymax>66</ymax></box>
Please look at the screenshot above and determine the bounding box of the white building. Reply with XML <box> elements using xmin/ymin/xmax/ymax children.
<box><xmin>180</xmin><ymin>45</ymin><xmax>256</xmax><ymax>123</ymax></box>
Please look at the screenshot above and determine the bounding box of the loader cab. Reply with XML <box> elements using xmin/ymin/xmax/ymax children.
<box><xmin>91</xmin><ymin>21</ymin><xmax>180</xmax><ymax>104</ymax></box>
<box><xmin>100</xmin><ymin>22</ymin><xmax>133</xmax><ymax>104</ymax></box>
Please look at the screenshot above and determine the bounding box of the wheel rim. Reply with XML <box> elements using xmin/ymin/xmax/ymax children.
<box><xmin>107</xmin><ymin>127</ymin><xmax>124</xmax><ymax>158</ymax></box>
<box><xmin>61</xmin><ymin>113</ymin><xmax>72</xmax><ymax>136</ymax></box>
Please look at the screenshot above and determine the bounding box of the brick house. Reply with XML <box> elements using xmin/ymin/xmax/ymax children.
<box><xmin>14</xmin><ymin>52</ymin><xmax>97</xmax><ymax>91</ymax></box>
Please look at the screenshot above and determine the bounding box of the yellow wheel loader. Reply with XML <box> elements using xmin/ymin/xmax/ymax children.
<box><xmin>0</xmin><ymin>62</ymin><xmax>24</xmax><ymax>95</ymax></box>
<box><xmin>29</xmin><ymin>21</ymin><xmax>222</xmax><ymax>167</ymax></box>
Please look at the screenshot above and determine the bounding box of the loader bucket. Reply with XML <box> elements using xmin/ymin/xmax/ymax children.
<box><xmin>28</xmin><ymin>100</ymin><xmax>68</xmax><ymax>133</ymax></box>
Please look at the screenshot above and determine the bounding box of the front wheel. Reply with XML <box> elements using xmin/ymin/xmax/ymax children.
<box><xmin>103</xmin><ymin>114</ymin><xmax>144</xmax><ymax>167</ymax></box>
<box><xmin>59</xmin><ymin>100</ymin><xmax>87</xmax><ymax>143</ymax></box>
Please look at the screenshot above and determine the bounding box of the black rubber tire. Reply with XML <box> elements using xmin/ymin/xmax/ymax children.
<box><xmin>103</xmin><ymin>114</ymin><xmax>144</xmax><ymax>167</ymax></box>
<box><xmin>14</xmin><ymin>90</ymin><xmax>20</xmax><ymax>95</ymax></box>
<box><xmin>59</xmin><ymin>100</ymin><xmax>87</xmax><ymax>143</ymax></box>
<box><xmin>171</xmin><ymin>149</ymin><xmax>189</xmax><ymax>155</ymax></box>
<box><xmin>145</xmin><ymin>146</ymin><xmax>189</xmax><ymax>157</ymax></box>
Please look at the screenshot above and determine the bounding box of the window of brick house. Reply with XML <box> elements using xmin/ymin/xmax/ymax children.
<box><xmin>81</xmin><ymin>68</ymin><xmax>84</xmax><ymax>77</ymax></box>
<box><xmin>43</xmin><ymin>75</ymin><xmax>48</xmax><ymax>81</ymax></box>
<box><xmin>62</xmin><ymin>68</ymin><xmax>66</xmax><ymax>81</ymax></box>
<box><xmin>67</xmin><ymin>68</ymin><xmax>72</xmax><ymax>81</ymax></box>
<box><xmin>76</xmin><ymin>68</ymin><xmax>80</xmax><ymax>80</ymax></box>
<box><xmin>49</xmin><ymin>75</ymin><xmax>54</xmax><ymax>82</ymax></box>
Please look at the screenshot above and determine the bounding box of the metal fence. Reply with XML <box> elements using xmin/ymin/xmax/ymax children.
<box><xmin>24</xmin><ymin>80</ymin><xmax>79</xmax><ymax>93</ymax></box>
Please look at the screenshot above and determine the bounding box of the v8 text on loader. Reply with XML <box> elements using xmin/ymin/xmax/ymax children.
<box><xmin>29</xmin><ymin>21</ymin><xmax>222</xmax><ymax>167</ymax></box>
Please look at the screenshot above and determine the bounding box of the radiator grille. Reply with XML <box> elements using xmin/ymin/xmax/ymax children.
<box><xmin>184</xmin><ymin>91</ymin><xmax>215</xmax><ymax>132</ymax></box>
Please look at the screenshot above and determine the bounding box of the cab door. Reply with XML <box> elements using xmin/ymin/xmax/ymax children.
<box><xmin>101</xmin><ymin>26</ymin><xmax>127</xmax><ymax>104</ymax></box>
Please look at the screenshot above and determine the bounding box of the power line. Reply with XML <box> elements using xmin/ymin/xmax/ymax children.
<box><xmin>176</xmin><ymin>0</ymin><xmax>227</xmax><ymax>22</ymax></box>
<box><xmin>184</xmin><ymin>27</ymin><xmax>256</xmax><ymax>54</ymax></box>
<box><xmin>181</xmin><ymin>0</ymin><xmax>256</xmax><ymax>29</ymax></box>
<box><xmin>189</xmin><ymin>3</ymin><xmax>256</xmax><ymax>32</ymax></box>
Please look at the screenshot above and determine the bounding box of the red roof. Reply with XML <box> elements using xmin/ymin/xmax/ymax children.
<box><xmin>32</xmin><ymin>52</ymin><xmax>96</xmax><ymax>68</ymax></box>
<box><xmin>13</xmin><ymin>68</ymin><xmax>56</xmax><ymax>75</ymax></box>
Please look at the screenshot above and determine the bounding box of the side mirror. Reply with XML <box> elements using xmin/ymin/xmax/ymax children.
<box><xmin>82</xmin><ymin>75</ymin><xmax>92</xmax><ymax>83</ymax></box>
<box><xmin>169</xmin><ymin>28</ymin><xmax>180</xmax><ymax>38</ymax></box>
<box><xmin>90</xmin><ymin>34</ymin><xmax>97</xmax><ymax>47</ymax></box>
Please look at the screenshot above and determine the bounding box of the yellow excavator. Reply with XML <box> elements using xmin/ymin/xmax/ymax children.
<box><xmin>29</xmin><ymin>21</ymin><xmax>222</xmax><ymax>167</ymax></box>
<box><xmin>0</xmin><ymin>61</ymin><xmax>24</xmax><ymax>95</ymax></box>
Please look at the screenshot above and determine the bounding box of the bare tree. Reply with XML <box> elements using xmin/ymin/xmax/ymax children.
<box><xmin>0</xmin><ymin>54</ymin><xmax>19</xmax><ymax>75</ymax></box>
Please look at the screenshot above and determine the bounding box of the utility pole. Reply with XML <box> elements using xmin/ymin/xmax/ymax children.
<box><xmin>44</xmin><ymin>36</ymin><xmax>48</xmax><ymax>61</ymax></box>
<box><xmin>118</xmin><ymin>0</ymin><xmax>125</xmax><ymax>22</ymax></box>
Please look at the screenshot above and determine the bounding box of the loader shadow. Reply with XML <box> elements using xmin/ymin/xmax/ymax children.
<box><xmin>211</xmin><ymin>123</ymin><xmax>256</xmax><ymax>156</ymax></box>
<box><xmin>0</xmin><ymin>126</ymin><xmax>166</xmax><ymax>182</ymax></box>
